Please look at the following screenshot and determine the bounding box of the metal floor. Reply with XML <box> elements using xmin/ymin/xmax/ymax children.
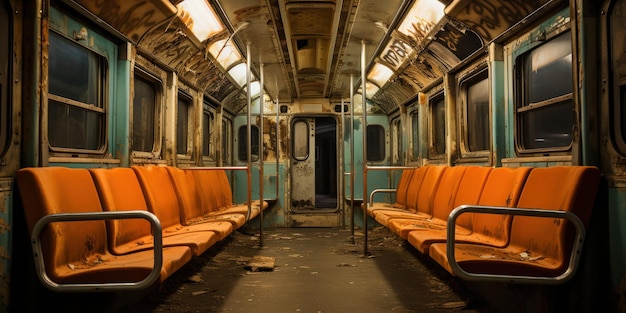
<box><xmin>113</xmin><ymin>227</ymin><xmax>483</xmax><ymax>313</ymax></box>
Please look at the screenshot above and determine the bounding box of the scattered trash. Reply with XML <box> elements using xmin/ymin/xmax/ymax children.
<box><xmin>442</xmin><ymin>301</ymin><xmax>467</xmax><ymax>309</ymax></box>
<box><xmin>186</xmin><ymin>274</ymin><xmax>203</xmax><ymax>283</ymax></box>
<box><xmin>245</xmin><ymin>256</ymin><xmax>275</xmax><ymax>272</ymax></box>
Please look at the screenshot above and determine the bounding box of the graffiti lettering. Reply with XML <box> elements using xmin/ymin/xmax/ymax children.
<box><xmin>381</xmin><ymin>39</ymin><xmax>412</xmax><ymax>69</ymax></box>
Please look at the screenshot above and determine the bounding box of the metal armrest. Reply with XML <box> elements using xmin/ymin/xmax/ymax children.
<box><xmin>446</xmin><ymin>204</ymin><xmax>585</xmax><ymax>285</ymax></box>
<box><xmin>368</xmin><ymin>188</ymin><xmax>397</xmax><ymax>206</ymax></box>
<box><xmin>31</xmin><ymin>210</ymin><xmax>163</xmax><ymax>292</ymax></box>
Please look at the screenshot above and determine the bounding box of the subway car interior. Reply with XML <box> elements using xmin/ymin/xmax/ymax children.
<box><xmin>1</xmin><ymin>0</ymin><xmax>625</xmax><ymax>312</ymax></box>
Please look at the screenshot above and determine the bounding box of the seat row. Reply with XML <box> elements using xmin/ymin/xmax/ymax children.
<box><xmin>366</xmin><ymin>165</ymin><xmax>601</xmax><ymax>284</ymax></box>
<box><xmin>16</xmin><ymin>165</ymin><xmax>268</xmax><ymax>292</ymax></box>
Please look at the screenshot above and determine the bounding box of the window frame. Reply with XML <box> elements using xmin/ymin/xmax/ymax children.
<box><xmin>513</xmin><ymin>28</ymin><xmax>574</xmax><ymax>155</ymax></box>
<box><xmin>201</xmin><ymin>99</ymin><xmax>216</xmax><ymax>160</ymax></box>
<box><xmin>366</xmin><ymin>123</ymin><xmax>386</xmax><ymax>163</ymax></box>
<box><xmin>131</xmin><ymin>67</ymin><xmax>163</xmax><ymax>159</ymax></box>
<box><xmin>428</xmin><ymin>91</ymin><xmax>446</xmax><ymax>160</ymax></box>
<box><xmin>608</xmin><ymin>0</ymin><xmax>626</xmax><ymax>156</ymax></box>
<box><xmin>237</xmin><ymin>124</ymin><xmax>260</xmax><ymax>162</ymax></box>
<box><xmin>176</xmin><ymin>90</ymin><xmax>194</xmax><ymax>158</ymax></box>
<box><xmin>47</xmin><ymin>29</ymin><xmax>109</xmax><ymax>155</ymax></box>
<box><xmin>222</xmin><ymin>117</ymin><xmax>233</xmax><ymax>165</ymax></box>
<box><xmin>458</xmin><ymin>64</ymin><xmax>491</xmax><ymax>159</ymax></box>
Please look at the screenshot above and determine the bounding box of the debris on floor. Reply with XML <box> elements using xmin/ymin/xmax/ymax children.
<box><xmin>245</xmin><ymin>255</ymin><xmax>276</xmax><ymax>272</ymax></box>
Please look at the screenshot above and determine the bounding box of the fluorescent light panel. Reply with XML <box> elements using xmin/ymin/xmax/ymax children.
<box><xmin>177</xmin><ymin>0</ymin><xmax>224</xmax><ymax>42</ymax></box>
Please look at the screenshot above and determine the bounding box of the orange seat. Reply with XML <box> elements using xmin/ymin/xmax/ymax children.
<box><xmin>407</xmin><ymin>166</ymin><xmax>529</xmax><ymax>253</ymax></box>
<box><xmin>373</xmin><ymin>166</ymin><xmax>447</xmax><ymax>227</ymax></box>
<box><xmin>387</xmin><ymin>166</ymin><xmax>469</xmax><ymax>239</ymax></box>
<box><xmin>132</xmin><ymin>165</ymin><xmax>234</xmax><ymax>241</ymax></box>
<box><xmin>190</xmin><ymin>169</ymin><xmax>263</xmax><ymax>220</ymax></box>
<box><xmin>90</xmin><ymin>167</ymin><xmax>221</xmax><ymax>256</ymax></box>
<box><xmin>428</xmin><ymin>166</ymin><xmax>600</xmax><ymax>283</ymax></box>
<box><xmin>16</xmin><ymin>167</ymin><xmax>192</xmax><ymax>290</ymax></box>
<box><xmin>168</xmin><ymin>167</ymin><xmax>247</xmax><ymax>228</ymax></box>
<box><xmin>366</xmin><ymin>168</ymin><xmax>415</xmax><ymax>216</ymax></box>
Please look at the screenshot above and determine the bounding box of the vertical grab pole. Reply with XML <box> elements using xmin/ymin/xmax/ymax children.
<box><xmin>361</xmin><ymin>40</ymin><xmax>369</xmax><ymax>256</ymax></box>
<box><xmin>340</xmin><ymin>98</ymin><xmax>345</xmax><ymax>227</ymax></box>
<box><xmin>246</xmin><ymin>42</ymin><xmax>252</xmax><ymax>222</ymax></box>
<box><xmin>350</xmin><ymin>74</ymin><xmax>355</xmax><ymax>244</ymax></box>
<box><xmin>276</xmin><ymin>87</ymin><xmax>280</xmax><ymax>202</ymax></box>
<box><xmin>259</xmin><ymin>62</ymin><xmax>265</xmax><ymax>247</ymax></box>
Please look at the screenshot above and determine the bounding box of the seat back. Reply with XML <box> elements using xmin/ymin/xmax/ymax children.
<box><xmin>132</xmin><ymin>165</ymin><xmax>183</xmax><ymax>229</ymax></box>
<box><xmin>414</xmin><ymin>166</ymin><xmax>446</xmax><ymax>216</ymax></box>
<box><xmin>451</xmin><ymin>166</ymin><xmax>492</xmax><ymax>229</ymax></box>
<box><xmin>394</xmin><ymin>168</ymin><xmax>415</xmax><ymax>208</ymax></box>
<box><xmin>189</xmin><ymin>169</ymin><xmax>221</xmax><ymax>213</ymax></box>
<box><xmin>16</xmin><ymin>167</ymin><xmax>110</xmax><ymax>280</ymax></box>
<box><xmin>167</xmin><ymin>167</ymin><xmax>209</xmax><ymax>224</ymax></box>
<box><xmin>89</xmin><ymin>167</ymin><xmax>153</xmax><ymax>254</ymax></box>
<box><xmin>213</xmin><ymin>169</ymin><xmax>234</xmax><ymax>208</ymax></box>
<box><xmin>430</xmin><ymin>166</ymin><xmax>467</xmax><ymax>221</ymax></box>
<box><xmin>470</xmin><ymin>167</ymin><xmax>531</xmax><ymax>245</ymax></box>
<box><xmin>511</xmin><ymin>166</ymin><xmax>600</xmax><ymax>265</ymax></box>
<box><xmin>405</xmin><ymin>166</ymin><xmax>428</xmax><ymax>213</ymax></box>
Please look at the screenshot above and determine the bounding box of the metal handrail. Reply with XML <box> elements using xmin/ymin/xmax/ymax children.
<box><xmin>31</xmin><ymin>210</ymin><xmax>163</xmax><ymax>292</ymax></box>
<box><xmin>446</xmin><ymin>204</ymin><xmax>586</xmax><ymax>285</ymax></box>
<box><xmin>368</xmin><ymin>188</ymin><xmax>397</xmax><ymax>206</ymax></box>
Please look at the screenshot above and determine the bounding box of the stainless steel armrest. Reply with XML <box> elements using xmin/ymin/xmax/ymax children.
<box><xmin>446</xmin><ymin>204</ymin><xmax>585</xmax><ymax>285</ymax></box>
<box><xmin>31</xmin><ymin>210</ymin><xmax>163</xmax><ymax>292</ymax></box>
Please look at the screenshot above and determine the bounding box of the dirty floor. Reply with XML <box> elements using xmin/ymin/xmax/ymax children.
<box><xmin>106</xmin><ymin>226</ymin><xmax>486</xmax><ymax>313</ymax></box>
<box><xmin>18</xmin><ymin>227</ymin><xmax>492</xmax><ymax>312</ymax></box>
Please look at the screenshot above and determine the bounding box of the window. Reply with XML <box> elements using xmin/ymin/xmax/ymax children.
<box><xmin>222</xmin><ymin>118</ymin><xmax>232</xmax><ymax>164</ymax></box>
<box><xmin>609</xmin><ymin>1</ymin><xmax>626</xmax><ymax>155</ymax></box>
<box><xmin>238</xmin><ymin>125</ymin><xmax>259</xmax><ymax>162</ymax></box>
<box><xmin>132</xmin><ymin>72</ymin><xmax>160</xmax><ymax>153</ymax></box>
<box><xmin>48</xmin><ymin>31</ymin><xmax>106</xmax><ymax>152</ymax></box>
<box><xmin>463</xmin><ymin>71</ymin><xmax>489</xmax><ymax>152</ymax></box>
<box><xmin>430</xmin><ymin>93</ymin><xmax>446</xmax><ymax>156</ymax></box>
<box><xmin>202</xmin><ymin>102</ymin><xmax>214</xmax><ymax>158</ymax></box>
<box><xmin>516</xmin><ymin>31</ymin><xmax>573</xmax><ymax>152</ymax></box>
<box><xmin>293</xmin><ymin>119</ymin><xmax>309</xmax><ymax>161</ymax></box>
<box><xmin>176</xmin><ymin>92</ymin><xmax>192</xmax><ymax>155</ymax></box>
<box><xmin>411</xmin><ymin>110</ymin><xmax>419</xmax><ymax>161</ymax></box>
<box><xmin>366</xmin><ymin>124</ymin><xmax>385</xmax><ymax>162</ymax></box>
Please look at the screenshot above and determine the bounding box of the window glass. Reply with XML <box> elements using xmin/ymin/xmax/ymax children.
<box><xmin>431</xmin><ymin>95</ymin><xmax>446</xmax><ymax>155</ymax></box>
<box><xmin>466</xmin><ymin>74</ymin><xmax>489</xmax><ymax>151</ymax></box>
<box><xmin>222</xmin><ymin>119</ymin><xmax>232</xmax><ymax>164</ymax></box>
<box><xmin>238</xmin><ymin>125</ymin><xmax>259</xmax><ymax>162</ymax></box>
<box><xmin>517</xmin><ymin>32</ymin><xmax>573</xmax><ymax>150</ymax></box>
<box><xmin>202</xmin><ymin>106</ymin><xmax>213</xmax><ymax>157</ymax></box>
<box><xmin>176</xmin><ymin>93</ymin><xmax>191</xmax><ymax>155</ymax></box>
<box><xmin>132</xmin><ymin>74</ymin><xmax>157</xmax><ymax>152</ymax></box>
<box><xmin>411</xmin><ymin>110</ymin><xmax>419</xmax><ymax>161</ymax></box>
<box><xmin>48</xmin><ymin>31</ymin><xmax>105</xmax><ymax>151</ymax></box>
<box><xmin>366</xmin><ymin>124</ymin><xmax>385</xmax><ymax>162</ymax></box>
<box><xmin>293</xmin><ymin>120</ymin><xmax>309</xmax><ymax>160</ymax></box>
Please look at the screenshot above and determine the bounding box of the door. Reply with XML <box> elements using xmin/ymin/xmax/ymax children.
<box><xmin>290</xmin><ymin>116</ymin><xmax>339</xmax><ymax>226</ymax></box>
